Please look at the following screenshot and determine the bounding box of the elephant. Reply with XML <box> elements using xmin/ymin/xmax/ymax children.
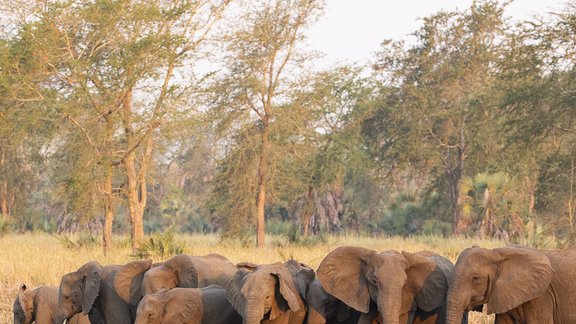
<box><xmin>113</xmin><ymin>253</ymin><xmax>237</xmax><ymax>306</ymax></box>
<box><xmin>134</xmin><ymin>285</ymin><xmax>242</xmax><ymax>324</ymax></box>
<box><xmin>226</xmin><ymin>259</ymin><xmax>316</xmax><ymax>324</ymax></box>
<box><xmin>446</xmin><ymin>245</ymin><xmax>576</xmax><ymax>324</ymax></box>
<box><xmin>305</xmin><ymin>278</ymin><xmax>361</xmax><ymax>324</ymax></box>
<box><xmin>56</xmin><ymin>260</ymin><xmax>139</xmax><ymax>324</ymax></box>
<box><xmin>13</xmin><ymin>283</ymin><xmax>90</xmax><ymax>324</ymax></box>
<box><xmin>317</xmin><ymin>246</ymin><xmax>467</xmax><ymax>324</ymax></box>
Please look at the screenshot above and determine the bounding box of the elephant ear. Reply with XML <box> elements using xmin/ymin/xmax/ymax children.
<box><xmin>488</xmin><ymin>247</ymin><xmax>552</xmax><ymax>314</ymax></box>
<box><xmin>283</xmin><ymin>259</ymin><xmax>315</xmax><ymax>298</ymax></box>
<box><xmin>294</xmin><ymin>269</ymin><xmax>315</xmax><ymax>300</ymax></box>
<box><xmin>226</xmin><ymin>269</ymin><xmax>249</xmax><ymax>318</ymax></box>
<box><xmin>113</xmin><ymin>259</ymin><xmax>153</xmax><ymax>305</ymax></box>
<box><xmin>317</xmin><ymin>246</ymin><xmax>375</xmax><ymax>313</ymax></box>
<box><xmin>404</xmin><ymin>251</ymin><xmax>449</xmax><ymax>313</ymax></box>
<box><xmin>165</xmin><ymin>255</ymin><xmax>198</xmax><ymax>288</ymax></box>
<box><xmin>17</xmin><ymin>283</ymin><xmax>27</xmax><ymax>305</ymax></box>
<box><xmin>78</xmin><ymin>261</ymin><xmax>103</xmax><ymax>315</ymax></box>
<box><xmin>270</xmin><ymin>269</ymin><xmax>301</xmax><ymax>320</ymax></box>
<box><xmin>17</xmin><ymin>283</ymin><xmax>30</xmax><ymax>315</ymax></box>
<box><xmin>236</xmin><ymin>262</ymin><xmax>259</xmax><ymax>271</ymax></box>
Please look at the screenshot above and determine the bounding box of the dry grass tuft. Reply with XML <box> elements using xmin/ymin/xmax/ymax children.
<box><xmin>0</xmin><ymin>233</ymin><xmax>504</xmax><ymax>323</ymax></box>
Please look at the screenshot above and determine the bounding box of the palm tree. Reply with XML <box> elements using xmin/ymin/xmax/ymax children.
<box><xmin>460</xmin><ymin>172</ymin><xmax>524</xmax><ymax>239</ymax></box>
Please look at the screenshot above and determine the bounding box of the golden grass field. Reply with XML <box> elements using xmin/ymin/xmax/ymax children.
<box><xmin>0</xmin><ymin>232</ymin><xmax>508</xmax><ymax>323</ymax></box>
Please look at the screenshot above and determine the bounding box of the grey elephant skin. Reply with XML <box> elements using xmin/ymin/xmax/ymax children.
<box><xmin>317</xmin><ymin>246</ymin><xmax>468</xmax><ymax>324</ymax></box>
<box><xmin>446</xmin><ymin>246</ymin><xmax>576</xmax><ymax>324</ymax></box>
<box><xmin>305</xmin><ymin>278</ymin><xmax>361</xmax><ymax>324</ymax></box>
<box><xmin>56</xmin><ymin>260</ymin><xmax>136</xmax><ymax>324</ymax></box>
<box><xmin>226</xmin><ymin>259</ymin><xmax>316</xmax><ymax>324</ymax></box>
<box><xmin>13</xmin><ymin>284</ymin><xmax>89</xmax><ymax>324</ymax></box>
<box><xmin>135</xmin><ymin>285</ymin><xmax>242</xmax><ymax>324</ymax></box>
<box><xmin>113</xmin><ymin>253</ymin><xmax>238</xmax><ymax>306</ymax></box>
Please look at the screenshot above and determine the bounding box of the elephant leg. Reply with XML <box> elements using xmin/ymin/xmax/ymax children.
<box><xmin>522</xmin><ymin>295</ymin><xmax>554</xmax><ymax>324</ymax></box>
<box><xmin>494</xmin><ymin>313</ymin><xmax>517</xmax><ymax>324</ymax></box>
<box><xmin>358</xmin><ymin>312</ymin><xmax>378</xmax><ymax>324</ymax></box>
<box><xmin>413</xmin><ymin>314</ymin><xmax>439</xmax><ymax>324</ymax></box>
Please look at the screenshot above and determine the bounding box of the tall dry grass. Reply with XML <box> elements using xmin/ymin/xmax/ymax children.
<box><xmin>0</xmin><ymin>232</ymin><xmax>505</xmax><ymax>323</ymax></box>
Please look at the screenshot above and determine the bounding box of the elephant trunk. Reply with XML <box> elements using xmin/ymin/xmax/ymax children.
<box><xmin>446</xmin><ymin>276</ymin><xmax>469</xmax><ymax>324</ymax></box>
<box><xmin>244</xmin><ymin>297</ymin><xmax>266</xmax><ymax>324</ymax></box>
<box><xmin>378</xmin><ymin>292</ymin><xmax>401</xmax><ymax>324</ymax></box>
<box><xmin>53</xmin><ymin>314</ymin><xmax>67</xmax><ymax>324</ymax></box>
<box><xmin>446</xmin><ymin>305</ymin><xmax>466</xmax><ymax>324</ymax></box>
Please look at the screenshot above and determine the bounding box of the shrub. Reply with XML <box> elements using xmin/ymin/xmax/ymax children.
<box><xmin>132</xmin><ymin>230</ymin><xmax>185</xmax><ymax>260</ymax></box>
<box><xmin>55</xmin><ymin>232</ymin><xmax>99</xmax><ymax>249</ymax></box>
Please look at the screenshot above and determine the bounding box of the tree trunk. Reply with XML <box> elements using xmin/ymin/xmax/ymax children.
<box><xmin>0</xmin><ymin>147</ymin><xmax>8</xmax><ymax>218</ymax></box>
<box><xmin>449</xmin><ymin>136</ymin><xmax>466</xmax><ymax>235</ymax></box>
<box><xmin>301</xmin><ymin>186</ymin><xmax>314</xmax><ymax>237</ymax></box>
<box><xmin>102</xmin><ymin>164</ymin><xmax>114</xmax><ymax>256</ymax></box>
<box><xmin>256</xmin><ymin>123</ymin><xmax>269</xmax><ymax>249</ymax></box>
<box><xmin>122</xmin><ymin>88</ymin><xmax>146</xmax><ymax>251</ymax></box>
<box><xmin>1</xmin><ymin>180</ymin><xmax>8</xmax><ymax>218</ymax></box>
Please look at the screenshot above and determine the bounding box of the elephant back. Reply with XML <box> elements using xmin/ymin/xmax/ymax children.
<box><xmin>165</xmin><ymin>254</ymin><xmax>238</xmax><ymax>288</ymax></box>
<box><xmin>423</xmin><ymin>252</ymin><xmax>455</xmax><ymax>279</ymax></box>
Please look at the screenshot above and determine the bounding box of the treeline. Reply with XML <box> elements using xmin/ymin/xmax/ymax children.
<box><xmin>1</xmin><ymin>0</ymin><xmax>575</xmax><ymax>250</ymax></box>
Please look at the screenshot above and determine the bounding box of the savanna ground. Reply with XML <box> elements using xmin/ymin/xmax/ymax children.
<box><xmin>0</xmin><ymin>233</ymin><xmax>507</xmax><ymax>323</ymax></box>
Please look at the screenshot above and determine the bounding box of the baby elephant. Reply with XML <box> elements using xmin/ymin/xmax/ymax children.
<box><xmin>135</xmin><ymin>285</ymin><xmax>242</xmax><ymax>324</ymax></box>
<box><xmin>13</xmin><ymin>283</ymin><xmax>90</xmax><ymax>324</ymax></box>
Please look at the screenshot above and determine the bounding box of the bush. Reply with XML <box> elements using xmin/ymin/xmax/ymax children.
<box><xmin>0</xmin><ymin>217</ymin><xmax>11</xmax><ymax>236</ymax></box>
<box><xmin>266</xmin><ymin>220</ymin><xmax>294</xmax><ymax>236</ymax></box>
<box><xmin>132</xmin><ymin>230</ymin><xmax>185</xmax><ymax>260</ymax></box>
<box><xmin>55</xmin><ymin>232</ymin><xmax>99</xmax><ymax>249</ymax></box>
<box><xmin>422</xmin><ymin>219</ymin><xmax>452</xmax><ymax>236</ymax></box>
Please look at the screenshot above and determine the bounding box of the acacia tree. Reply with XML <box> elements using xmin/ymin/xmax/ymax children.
<box><xmin>373</xmin><ymin>1</ymin><xmax>509</xmax><ymax>234</ymax></box>
<box><xmin>211</xmin><ymin>0</ymin><xmax>323</xmax><ymax>247</ymax></box>
<box><xmin>23</xmin><ymin>0</ymin><xmax>230</xmax><ymax>251</ymax></box>
<box><xmin>0</xmin><ymin>24</ymin><xmax>57</xmax><ymax>230</ymax></box>
<box><xmin>502</xmin><ymin>2</ymin><xmax>576</xmax><ymax>237</ymax></box>
<box><xmin>286</xmin><ymin>66</ymin><xmax>378</xmax><ymax>236</ymax></box>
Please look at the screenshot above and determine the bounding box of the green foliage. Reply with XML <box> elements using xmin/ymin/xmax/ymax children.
<box><xmin>55</xmin><ymin>233</ymin><xmax>100</xmax><ymax>249</ymax></box>
<box><xmin>460</xmin><ymin>172</ymin><xmax>529</xmax><ymax>238</ymax></box>
<box><xmin>268</xmin><ymin>220</ymin><xmax>328</xmax><ymax>247</ymax></box>
<box><xmin>2</xmin><ymin>0</ymin><xmax>576</xmax><ymax>247</ymax></box>
<box><xmin>131</xmin><ymin>230</ymin><xmax>185</xmax><ymax>260</ymax></box>
<box><xmin>0</xmin><ymin>217</ymin><xmax>11</xmax><ymax>236</ymax></box>
<box><xmin>422</xmin><ymin>219</ymin><xmax>453</xmax><ymax>237</ymax></box>
<box><xmin>266</xmin><ymin>220</ymin><xmax>295</xmax><ymax>236</ymax></box>
<box><xmin>374</xmin><ymin>193</ymin><xmax>443</xmax><ymax>236</ymax></box>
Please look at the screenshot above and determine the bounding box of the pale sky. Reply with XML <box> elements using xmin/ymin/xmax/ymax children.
<box><xmin>307</xmin><ymin>0</ymin><xmax>568</xmax><ymax>67</ymax></box>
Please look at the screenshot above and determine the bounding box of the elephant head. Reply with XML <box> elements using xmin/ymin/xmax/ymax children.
<box><xmin>446</xmin><ymin>246</ymin><xmax>553</xmax><ymax>324</ymax></box>
<box><xmin>139</xmin><ymin>254</ymin><xmax>236</xmax><ymax>296</ymax></box>
<box><xmin>306</xmin><ymin>279</ymin><xmax>360</xmax><ymax>324</ymax></box>
<box><xmin>226</xmin><ymin>260</ymin><xmax>315</xmax><ymax>324</ymax></box>
<box><xmin>136</xmin><ymin>286</ymin><xmax>241</xmax><ymax>324</ymax></box>
<box><xmin>56</xmin><ymin>261</ymin><xmax>103</xmax><ymax>321</ymax></box>
<box><xmin>134</xmin><ymin>289</ymin><xmax>170</xmax><ymax>324</ymax></box>
<box><xmin>13</xmin><ymin>284</ymin><xmax>35</xmax><ymax>324</ymax></box>
<box><xmin>112</xmin><ymin>259</ymin><xmax>154</xmax><ymax>305</ymax></box>
<box><xmin>317</xmin><ymin>246</ymin><xmax>450</xmax><ymax>324</ymax></box>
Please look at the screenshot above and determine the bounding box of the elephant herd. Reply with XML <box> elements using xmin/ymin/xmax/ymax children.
<box><xmin>13</xmin><ymin>245</ymin><xmax>576</xmax><ymax>323</ymax></box>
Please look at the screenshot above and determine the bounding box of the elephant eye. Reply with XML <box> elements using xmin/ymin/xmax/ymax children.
<box><xmin>472</xmin><ymin>274</ymin><xmax>480</xmax><ymax>284</ymax></box>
